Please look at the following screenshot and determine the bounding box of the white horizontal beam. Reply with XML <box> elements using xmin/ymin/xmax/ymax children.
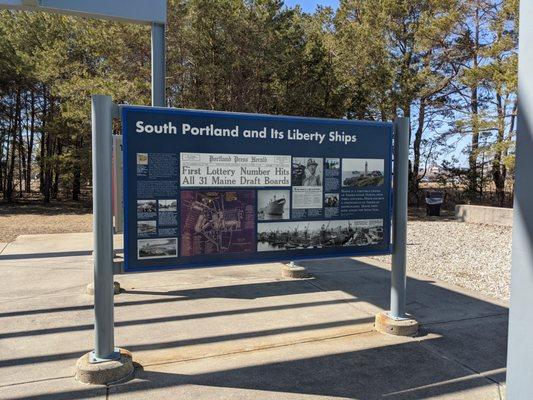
<box><xmin>0</xmin><ymin>0</ymin><xmax>166</xmax><ymax>24</ymax></box>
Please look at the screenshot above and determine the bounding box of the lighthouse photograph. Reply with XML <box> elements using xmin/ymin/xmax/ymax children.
<box><xmin>342</xmin><ymin>158</ymin><xmax>385</xmax><ymax>187</ymax></box>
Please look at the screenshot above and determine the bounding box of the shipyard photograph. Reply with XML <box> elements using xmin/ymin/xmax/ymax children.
<box><xmin>257</xmin><ymin>190</ymin><xmax>290</xmax><ymax>220</ymax></box>
<box><xmin>342</xmin><ymin>158</ymin><xmax>384</xmax><ymax>187</ymax></box>
<box><xmin>137</xmin><ymin>220</ymin><xmax>157</xmax><ymax>236</ymax></box>
<box><xmin>137</xmin><ymin>199</ymin><xmax>157</xmax><ymax>215</ymax></box>
<box><xmin>137</xmin><ymin>238</ymin><xmax>178</xmax><ymax>259</ymax></box>
<box><xmin>158</xmin><ymin>199</ymin><xmax>177</xmax><ymax>211</ymax></box>
<box><xmin>257</xmin><ymin>219</ymin><xmax>384</xmax><ymax>251</ymax></box>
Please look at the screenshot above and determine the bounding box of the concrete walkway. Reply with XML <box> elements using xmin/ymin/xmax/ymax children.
<box><xmin>0</xmin><ymin>233</ymin><xmax>508</xmax><ymax>399</ymax></box>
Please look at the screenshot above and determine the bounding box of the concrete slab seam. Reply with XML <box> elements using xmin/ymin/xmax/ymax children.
<box><xmin>0</xmin><ymin>375</ymin><xmax>74</xmax><ymax>389</ymax></box>
<box><xmin>381</xmin><ymin>372</ymin><xmax>499</xmax><ymax>398</ymax></box>
<box><xmin>422</xmin><ymin>312</ymin><xmax>509</xmax><ymax>327</ymax></box>
<box><xmin>305</xmin><ymin>266</ymin><xmax>380</xmax><ymax>275</ymax></box>
<box><xmin>137</xmin><ymin>328</ymin><xmax>375</xmax><ymax>370</ymax></box>
<box><xmin>304</xmin><ymin>278</ymin><xmax>376</xmax><ymax>318</ymax></box>
<box><xmin>415</xmin><ymin>336</ymin><xmax>504</xmax><ymax>390</ymax></box>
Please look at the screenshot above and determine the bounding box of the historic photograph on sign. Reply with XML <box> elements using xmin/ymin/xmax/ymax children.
<box><xmin>325</xmin><ymin>158</ymin><xmax>340</xmax><ymax>171</ymax></box>
<box><xmin>136</xmin><ymin>153</ymin><xmax>148</xmax><ymax>165</ymax></box>
<box><xmin>292</xmin><ymin>157</ymin><xmax>323</xmax><ymax>210</ymax></box>
<box><xmin>292</xmin><ymin>157</ymin><xmax>323</xmax><ymax>186</ymax></box>
<box><xmin>137</xmin><ymin>199</ymin><xmax>157</xmax><ymax>219</ymax></box>
<box><xmin>324</xmin><ymin>193</ymin><xmax>339</xmax><ymax>208</ymax></box>
<box><xmin>180</xmin><ymin>190</ymin><xmax>255</xmax><ymax>256</ymax></box>
<box><xmin>158</xmin><ymin>199</ymin><xmax>177</xmax><ymax>212</ymax></box>
<box><xmin>137</xmin><ymin>238</ymin><xmax>178</xmax><ymax>259</ymax></box>
<box><xmin>137</xmin><ymin>220</ymin><xmax>157</xmax><ymax>237</ymax></box>
<box><xmin>258</xmin><ymin>190</ymin><xmax>290</xmax><ymax>220</ymax></box>
<box><xmin>257</xmin><ymin>219</ymin><xmax>384</xmax><ymax>252</ymax></box>
<box><xmin>342</xmin><ymin>158</ymin><xmax>384</xmax><ymax>187</ymax></box>
<box><xmin>324</xmin><ymin>193</ymin><xmax>340</xmax><ymax>218</ymax></box>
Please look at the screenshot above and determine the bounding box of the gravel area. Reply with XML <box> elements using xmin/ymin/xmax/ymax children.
<box><xmin>0</xmin><ymin>201</ymin><xmax>92</xmax><ymax>243</ymax></box>
<box><xmin>372</xmin><ymin>219</ymin><xmax>512</xmax><ymax>301</ymax></box>
<box><xmin>0</xmin><ymin>201</ymin><xmax>512</xmax><ymax>301</ymax></box>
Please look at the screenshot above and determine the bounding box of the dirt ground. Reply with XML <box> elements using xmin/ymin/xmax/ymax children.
<box><xmin>0</xmin><ymin>200</ymin><xmax>93</xmax><ymax>243</ymax></box>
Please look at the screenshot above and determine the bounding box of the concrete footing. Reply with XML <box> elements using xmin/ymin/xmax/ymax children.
<box><xmin>86</xmin><ymin>281</ymin><xmax>121</xmax><ymax>295</ymax></box>
<box><xmin>75</xmin><ymin>348</ymin><xmax>134</xmax><ymax>385</ymax></box>
<box><xmin>374</xmin><ymin>312</ymin><xmax>419</xmax><ymax>336</ymax></box>
<box><xmin>282</xmin><ymin>263</ymin><xmax>311</xmax><ymax>279</ymax></box>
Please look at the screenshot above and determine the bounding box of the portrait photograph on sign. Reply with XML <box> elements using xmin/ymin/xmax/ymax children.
<box><xmin>121</xmin><ymin>106</ymin><xmax>393</xmax><ymax>271</ymax></box>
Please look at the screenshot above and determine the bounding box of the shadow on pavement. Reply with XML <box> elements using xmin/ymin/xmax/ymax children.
<box><xmin>0</xmin><ymin>258</ymin><xmax>508</xmax><ymax>399</ymax></box>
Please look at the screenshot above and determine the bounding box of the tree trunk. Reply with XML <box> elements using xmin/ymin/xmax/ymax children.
<box><xmin>5</xmin><ymin>88</ymin><xmax>21</xmax><ymax>202</ymax></box>
<box><xmin>72</xmin><ymin>136</ymin><xmax>82</xmax><ymax>201</ymax></box>
<box><xmin>491</xmin><ymin>91</ymin><xmax>506</xmax><ymax>206</ymax></box>
<box><xmin>43</xmin><ymin>98</ymin><xmax>53</xmax><ymax>203</ymax></box>
<box><xmin>52</xmin><ymin>138</ymin><xmax>61</xmax><ymax>200</ymax></box>
<box><xmin>410</xmin><ymin>99</ymin><xmax>426</xmax><ymax>206</ymax></box>
<box><xmin>26</xmin><ymin>90</ymin><xmax>36</xmax><ymax>193</ymax></box>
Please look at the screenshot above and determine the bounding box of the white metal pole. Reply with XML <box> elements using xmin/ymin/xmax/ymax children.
<box><xmin>506</xmin><ymin>0</ymin><xmax>533</xmax><ymax>395</ymax></box>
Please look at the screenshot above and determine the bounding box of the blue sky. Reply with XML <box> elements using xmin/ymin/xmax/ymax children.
<box><xmin>284</xmin><ymin>0</ymin><xmax>339</xmax><ymax>13</ymax></box>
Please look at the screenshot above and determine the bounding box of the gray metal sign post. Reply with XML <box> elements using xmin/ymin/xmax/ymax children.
<box><xmin>506</xmin><ymin>0</ymin><xmax>533</xmax><ymax>396</ymax></box>
<box><xmin>75</xmin><ymin>96</ymin><xmax>134</xmax><ymax>384</ymax></box>
<box><xmin>151</xmin><ymin>22</ymin><xmax>166</xmax><ymax>107</ymax></box>
<box><xmin>374</xmin><ymin>117</ymin><xmax>419</xmax><ymax>336</ymax></box>
<box><xmin>91</xmin><ymin>95</ymin><xmax>117</xmax><ymax>362</ymax></box>
<box><xmin>390</xmin><ymin>117</ymin><xmax>409</xmax><ymax>319</ymax></box>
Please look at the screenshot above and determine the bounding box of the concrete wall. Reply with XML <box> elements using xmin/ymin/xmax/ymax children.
<box><xmin>455</xmin><ymin>204</ymin><xmax>514</xmax><ymax>227</ymax></box>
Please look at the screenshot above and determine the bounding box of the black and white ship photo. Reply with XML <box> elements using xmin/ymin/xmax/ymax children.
<box><xmin>342</xmin><ymin>158</ymin><xmax>384</xmax><ymax>187</ymax></box>
<box><xmin>137</xmin><ymin>238</ymin><xmax>178</xmax><ymax>259</ymax></box>
<box><xmin>137</xmin><ymin>200</ymin><xmax>157</xmax><ymax>216</ymax></box>
<box><xmin>137</xmin><ymin>220</ymin><xmax>157</xmax><ymax>236</ymax></box>
<box><xmin>257</xmin><ymin>219</ymin><xmax>384</xmax><ymax>251</ymax></box>
<box><xmin>158</xmin><ymin>199</ymin><xmax>177</xmax><ymax>212</ymax></box>
<box><xmin>257</xmin><ymin>190</ymin><xmax>290</xmax><ymax>220</ymax></box>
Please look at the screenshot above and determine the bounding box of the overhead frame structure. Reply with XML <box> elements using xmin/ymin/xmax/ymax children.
<box><xmin>0</xmin><ymin>0</ymin><xmax>167</xmax><ymax>106</ymax></box>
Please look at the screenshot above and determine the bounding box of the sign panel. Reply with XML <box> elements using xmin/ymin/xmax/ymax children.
<box><xmin>0</xmin><ymin>0</ymin><xmax>167</xmax><ymax>24</ymax></box>
<box><xmin>122</xmin><ymin>106</ymin><xmax>393</xmax><ymax>272</ymax></box>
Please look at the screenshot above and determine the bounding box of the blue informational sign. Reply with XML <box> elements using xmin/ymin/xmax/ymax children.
<box><xmin>122</xmin><ymin>106</ymin><xmax>393</xmax><ymax>272</ymax></box>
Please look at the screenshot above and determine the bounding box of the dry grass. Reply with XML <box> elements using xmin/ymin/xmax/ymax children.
<box><xmin>0</xmin><ymin>199</ymin><xmax>92</xmax><ymax>243</ymax></box>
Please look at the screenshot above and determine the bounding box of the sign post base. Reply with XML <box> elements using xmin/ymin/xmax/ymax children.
<box><xmin>282</xmin><ymin>262</ymin><xmax>312</xmax><ymax>279</ymax></box>
<box><xmin>75</xmin><ymin>348</ymin><xmax>134</xmax><ymax>385</ymax></box>
<box><xmin>374</xmin><ymin>312</ymin><xmax>419</xmax><ymax>336</ymax></box>
<box><xmin>86</xmin><ymin>281</ymin><xmax>122</xmax><ymax>295</ymax></box>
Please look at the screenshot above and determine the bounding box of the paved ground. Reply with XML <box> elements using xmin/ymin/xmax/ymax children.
<box><xmin>0</xmin><ymin>233</ymin><xmax>508</xmax><ymax>399</ymax></box>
